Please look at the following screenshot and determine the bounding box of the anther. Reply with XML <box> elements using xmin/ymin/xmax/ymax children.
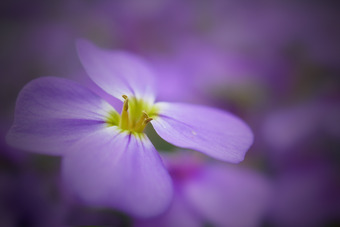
<box><xmin>122</xmin><ymin>95</ymin><xmax>129</xmax><ymax>111</ymax></box>
<box><xmin>144</xmin><ymin>118</ymin><xmax>153</xmax><ymax>124</ymax></box>
<box><xmin>142</xmin><ymin>111</ymin><xmax>149</xmax><ymax>118</ymax></box>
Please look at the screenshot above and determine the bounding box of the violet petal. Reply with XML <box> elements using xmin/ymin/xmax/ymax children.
<box><xmin>183</xmin><ymin>164</ymin><xmax>270</xmax><ymax>227</ymax></box>
<box><xmin>62</xmin><ymin>128</ymin><xmax>173</xmax><ymax>217</ymax></box>
<box><xmin>135</xmin><ymin>192</ymin><xmax>202</xmax><ymax>227</ymax></box>
<box><xmin>152</xmin><ymin>102</ymin><xmax>253</xmax><ymax>163</ymax></box>
<box><xmin>76</xmin><ymin>39</ymin><xmax>156</xmax><ymax>103</ymax></box>
<box><xmin>6</xmin><ymin>77</ymin><xmax>113</xmax><ymax>155</ymax></box>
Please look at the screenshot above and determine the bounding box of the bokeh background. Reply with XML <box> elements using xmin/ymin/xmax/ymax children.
<box><xmin>1</xmin><ymin>0</ymin><xmax>340</xmax><ymax>226</ymax></box>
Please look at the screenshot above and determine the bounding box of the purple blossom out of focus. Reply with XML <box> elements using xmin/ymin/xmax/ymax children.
<box><xmin>136</xmin><ymin>151</ymin><xmax>270</xmax><ymax>227</ymax></box>
<box><xmin>1</xmin><ymin>0</ymin><xmax>340</xmax><ymax>227</ymax></box>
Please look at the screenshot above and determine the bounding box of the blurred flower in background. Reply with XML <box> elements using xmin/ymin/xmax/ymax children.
<box><xmin>136</xmin><ymin>151</ymin><xmax>270</xmax><ymax>227</ymax></box>
<box><xmin>1</xmin><ymin>0</ymin><xmax>339</xmax><ymax>226</ymax></box>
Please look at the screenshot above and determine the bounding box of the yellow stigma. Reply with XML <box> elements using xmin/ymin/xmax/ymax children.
<box><xmin>107</xmin><ymin>95</ymin><xmax>158</xmax><ymax>134</ymax></box>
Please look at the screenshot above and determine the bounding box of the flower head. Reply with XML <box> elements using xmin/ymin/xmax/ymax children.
<box><xmin>7</xmin><ymin>39</ymin><xmax>253</xmax><ymax>217</ymax></box>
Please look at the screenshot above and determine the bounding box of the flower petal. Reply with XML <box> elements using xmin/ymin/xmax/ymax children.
<box><xmin>135</xmin><ymin>192</ymin><xmax>202</xmax><ymax>227</ymax></box>
<box><xmin>76</xmin><ymin>39</ymin><xmax>156</xmax><ymax>103</ymax></box>
<box><xmin>183</xmin><ymin>164</ymin><xmax>271</xmax><ymax>227</ymax></box>
<box><xmin>152</xmin><ymin>102</ymin><xmax>253</xmax><ymax>163</ymax></box>
<box><xmin>6</xmin><ymin>77</ymin><xmax>114</xmax><ymax>155</ymax></box>
<box><xmin>62</xmin><ymin>128</ymin><xmax>173</xmax><ymax>217</ymax></box>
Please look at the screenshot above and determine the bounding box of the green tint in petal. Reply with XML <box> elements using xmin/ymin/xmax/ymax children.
<box><xmin>128</xmin><ymin>96</ymin><xmax>159</xmax><ymax>120</ymax></box>
<box><xmin>106</xmin><ymin>110</ymin><xmax>121</xmax><ymax>127</ymax></box>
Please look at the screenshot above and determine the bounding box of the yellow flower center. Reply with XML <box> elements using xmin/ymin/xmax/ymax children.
<box><xmin>106</xmin><ymin>95</ymin><xmax>159</xmax><ymax>134</ymax></box>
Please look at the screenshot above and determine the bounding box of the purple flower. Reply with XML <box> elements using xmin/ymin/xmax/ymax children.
<box><xmin>136</xmin><ymin>152</ymin><xmax>270</xmax><ymax>227</ymax></box>
<box><xmin>6</xmin><ymin>39</ymin><xmax>253</xmax><ymax>217</ymax></box>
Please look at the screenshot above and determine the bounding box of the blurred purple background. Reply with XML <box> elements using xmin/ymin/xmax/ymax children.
<box><xmin>1</xmin><ymin>0</ymin><xmax>340</xmax><ymax>226</ymax></box>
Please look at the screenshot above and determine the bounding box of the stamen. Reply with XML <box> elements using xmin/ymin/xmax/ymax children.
<box><xmin>144</xmin><ymin>118</ymin><xmax>153</xmax><ymax>124</ymax></box>
<box><xmin>113</xmin><ymin>95</ymin><xmax>157</xmax><ymax>133</ymax></box>
<box><xmin>122</xmin><ymin>95</ymin><xmax>129</xmax><ymax>111</ymax></box>
<box><xmin>120</xmin><ymin>95</ymin><xmax>129</xmax><ymax>129</ymax></box>
<box><xmin>134</xmin><ymin>113</ymin><xmax>153</xmax><ymax>133</ymax></box>
<box><xmin>134</xmin><ymin>111</ymin><xmax>148</xmax><ymax>129</ymax></box>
